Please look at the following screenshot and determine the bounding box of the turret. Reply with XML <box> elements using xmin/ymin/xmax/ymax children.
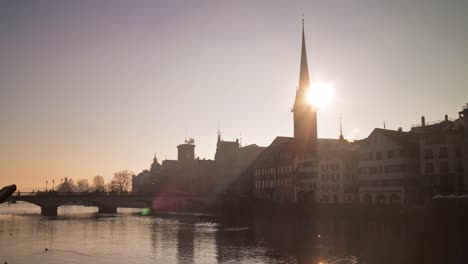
<box><xmin>177</xmin><ymin>138</ymin><xmax>195</xmax><ymax>167</ymax></box>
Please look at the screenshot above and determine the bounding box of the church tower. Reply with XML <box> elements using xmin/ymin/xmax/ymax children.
<box><xmin>293</xmin><ymin>19</ymin><xmax>318</xmax><ymax>151</ymax></box>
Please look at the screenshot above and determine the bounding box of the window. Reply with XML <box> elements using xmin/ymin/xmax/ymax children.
<box><xmin>384</xmin><ymin>164</ymin><xmax>401</xmax><ymax>173</ymax></box>
<box><xmin>425</xmin><ymin>163</ymin><xmax>434</xmax><ymax>174</ymax></box>
<box><xmin>331</xmin><ymin>185</ymin><xmax>339</xmax><ymax>192</ymax></box>
<box><xmin>440</xmin><ymin>161</ymin><xmax>449</xmax><ymax>173</ymax></box>
<box><xmin>424</xmin><ymin>149</ymin><xmax>433</xmax><ymax>159</ymax></box>
<box><xmin>321</xmin><ymin>185</ymin><xmax>329</xmax><ymax>192</ymax></box>
<box><xmin>389</xmin><ymin>193</ymin><xmax>401</xmax><ymax>204</ymax></box>
<box><xmin>439</xmin><ymin>147</ymin><xmax>448</xmax><ymax>158</ymax></box>
<box><xmin>456</xmin><ymin>148</ymin><xmax>462</xmax><ymax>158</ymax></box>
<box><xmin>321</xmin><ymin>195</ymin><xmax>329</xmax><ymax>203</ymax></box>
<box><xmin>369</xmin><ymin>152</ymin><xmax>374</xmax><ymax>160</ymax></box>
<box><xmin>399</xmin><ymin>164</ymin><xmax>407</xmax><ymax>172</ymax></box>
<box><xmin>363</xmin><ymin>194</ymin><xmax>372</xmax><ymax>204</ymax></box>
<box><xmin>376</xmin><ymin>152</ymin><xmax>382</xmax><ymax>160</ymax></box>
<box><xmin>376</xmin><ymin>194</ymin><xmax>386</xmax><ymax>204</ymax></box>
<box><xmin>387</xmin><ymin>150</ymin><xmax>394</xmax><ymax>159</ymax></box>
<box><xmin>457</xmin><ymin>161</ymin><xmax>463</xmax><ymax>172</ymax></box>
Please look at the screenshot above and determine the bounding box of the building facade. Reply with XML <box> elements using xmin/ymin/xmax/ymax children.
<box><xmin>411</xmin><ymin>114</ymin><xmax>465</xmax><ymax>197</ymax></box>
<box><xmin>316</xmin><ymin>139</ymin><xmax>357</xmax><ymax>204</ymax></box>
<box><xmin>357</xmin><ymin>129</ymin><xmax>420</xmax><ymax>205</ymax></box>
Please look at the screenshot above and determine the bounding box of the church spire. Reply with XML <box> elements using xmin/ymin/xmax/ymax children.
<box><xmin>299</xmin><ymin>17</ymin><xmax>310</xmax><ymax>91</ymax></box>
<box><xmin>216</xmin><ymin>121</ymin><xmax>221</xmax><ymax>143</ymax></box>
<box><xmin>293</xmin><ymin>17</ymin><xmax>317</xmax><ymax>152</ymax></box>
<box><xmin>339</xmin><ymin>114</ymin><xmax>344</xmax><ymax>141</ymax></box>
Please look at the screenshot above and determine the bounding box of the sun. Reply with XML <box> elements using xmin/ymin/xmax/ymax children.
<box><xmin>306</xmin><ymin>81</ymin><xmax>335</xmax><ymax>109</ymax></box>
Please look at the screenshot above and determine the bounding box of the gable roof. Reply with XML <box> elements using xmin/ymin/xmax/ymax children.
<box><xmin>370</xmin><ymin>128</ymin><xmax>418</xmax><ymax>149</ymax></box>
<box><xmin>252</xmin><ymin>137</ymin><xmax>296</xmax><ymax>168</ymax></box>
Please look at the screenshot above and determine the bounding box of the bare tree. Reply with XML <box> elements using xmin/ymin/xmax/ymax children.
<box><xmin>110</xmin><ymin>170</ymin><xmax>132</xmax><ymax>193</ymax></box>
<box><xmin>76</xmin><ymin>179</ymin><xmax>90</xmax><ymax>192</ymax></box>
<box><xmin>92</xmin><ymin>175</ymin><xmax>106</xmax><ymax>192</ymax></box>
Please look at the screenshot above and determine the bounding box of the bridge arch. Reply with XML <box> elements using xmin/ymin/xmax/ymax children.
<box><xmin>9</xmin><ymin>196</ymin><xmax>116</xmax><ymax>215</ymax></box>
<box><xmin>8</xmin><ymin>193</ymin><xmax>154</xmax><ymax>216</ymax></box>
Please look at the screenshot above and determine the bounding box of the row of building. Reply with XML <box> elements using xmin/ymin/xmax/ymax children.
<box><xmin>247</xmin><ymin>20</ymin><xmax>468</xmax><ymax>206</ymax></box>
<box><xmin>132</xmin><ymin>133</ymin><xmax>265</xmax><ymax>209</ymax></box>
<box><xmin>133</xmin><ymin>20</ymin><xmax>468</xmax><ymax>208</ymax></box>
<box><xmin>249</xmin><ymin>110</ymin><xmax>468</xmax><ymax>206</ymax></box>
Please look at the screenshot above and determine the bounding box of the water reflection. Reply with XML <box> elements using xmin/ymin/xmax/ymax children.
<box><xmin>250</xmin><ymin>214</ymin><xmax>468</xmax><ymax>264</ymax></box>
<box><xmin>1</xmin><ymin>204</ymin><xmax>467</xmax><ymax>264</ymax></box>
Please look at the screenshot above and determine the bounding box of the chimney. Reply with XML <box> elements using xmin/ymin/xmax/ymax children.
<box><xmin>398</xmin><ymin>127</ymin><xmax>403</xmax><ymax>132</ymax></box>
<box><xmin>444</xmin><ymin>114</ymin><xmax>448</xmax><ymax>121</ymax></box>
<box><xmin>421</xmin><ymin>116</ymin><xmax>425</xmax><ymax>127</ymax></box>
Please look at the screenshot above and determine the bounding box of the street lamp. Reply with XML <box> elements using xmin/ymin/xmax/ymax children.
<box><xmin>46</xmin><ymin>180</ymin><xmax>48</xmax><ymax>192</ymax></box>
<box><xmin>52</xmin><ymin>179</ymin><xmax>55</xmax><ymax>191</ymax></box>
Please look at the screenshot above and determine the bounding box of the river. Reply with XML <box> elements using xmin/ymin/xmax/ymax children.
<box><xmin>0</xmin><ymin>203</ymin><xmax>466</xmax><ymax>264</ymax></box>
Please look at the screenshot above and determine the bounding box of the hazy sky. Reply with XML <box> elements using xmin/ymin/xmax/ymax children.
<box><xmin>1</xmin><ymin>0</ymin><xmax>467</xmax><ymax>190</ymax></box>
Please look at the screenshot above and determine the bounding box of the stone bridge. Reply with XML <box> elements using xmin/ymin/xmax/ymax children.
<box><xmin>7</xmin><ymin>192</ymin><xmax>154</xmax><ymax>216</ymax></box>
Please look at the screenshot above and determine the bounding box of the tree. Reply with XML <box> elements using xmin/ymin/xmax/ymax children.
<box><xmin>76</xmin><ymin>179</ymin><xmax>90</xmax><ymax>192</ymax></box>
<box><xmin>110</xmin><ymin>170</ymin><xmax>132</xmax><ymax>193</ymax></box>
<box><xmin>92</xmin><ymin>175</ymin><xmax>106</xmax><ymax>192</ymax></box>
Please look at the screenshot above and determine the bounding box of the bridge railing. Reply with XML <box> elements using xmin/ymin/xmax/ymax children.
<box><xmin>13</xmin><ymin>191</ymin><xmax>140</xmax><ymax>197</ymax></box>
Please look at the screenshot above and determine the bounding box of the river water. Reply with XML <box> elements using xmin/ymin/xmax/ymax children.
<box><xmin>0</xmin><ymin>203</ymin><xmax>466</xmax><ymax>264</ymax></box>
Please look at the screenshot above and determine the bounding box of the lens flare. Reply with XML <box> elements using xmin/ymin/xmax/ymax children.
<box><xmin>306</xmin><ymin>81</ymin><xmax>335</xmax><ymax>109</ymax></box>
<box><xmin>141</xmin><ymin>208</ymin><xmax>151</xmax><ymax>216</ymax></box>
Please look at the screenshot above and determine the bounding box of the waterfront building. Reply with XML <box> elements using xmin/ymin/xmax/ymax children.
<box><xmin>460</xmin><ymin>104</ymin><xmax>468</xmax><ymax>193</ymax></box>
<box><xmin>214</xmin><ymin>133</ymin><xmax>265</xmax><ymax>197</ymax></box>
<box><xmin>411</xmin><ymin>114</ymin><xmax>465</xmax><ymax>197</ymax></box>
<box><xmin>316</xmin><ymin>138</ymin><xmax>357</xmax><ymax>204</ymax></box>
<box><xmin>252</xmin><ymin>136</ymin><xmax>358</xmax><ymax>204</ymax></box>
<box><xmin>253</xmin><ymin>136</ymin><xmax>298</xmax><ymax>202</ymax></box>
<box><xmin>357</xmin><ymin>128</ymin><xmax>420</xmax><ymax>205</ymax></box>
<box><xmin>132</xmin><ymin>133</ymin><xmax>264</xmax><ymax>210</ymax></box>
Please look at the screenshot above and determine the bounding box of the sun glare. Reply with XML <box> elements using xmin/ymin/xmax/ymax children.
<box><xmin>306</xmin><ymin>81</ymin><xmax>335</xmax><ymax>109</ymax></box>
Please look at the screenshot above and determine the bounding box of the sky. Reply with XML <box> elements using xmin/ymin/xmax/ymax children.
<box><xmin>1</xmin><ymin>0</ymin><xmax>467</xmax><ymax>190</ymax></box>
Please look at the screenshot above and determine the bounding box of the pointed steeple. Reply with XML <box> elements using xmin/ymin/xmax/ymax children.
<box><xmin>339</xmin><ymin>114</ymin><xmax>344</xmax><ymax>140</ymax></box>
<box><xmin>293</xmin><ymin>16</ymin><xmax>317</xmax><ymax>151</ymax></box>
<box><xmin>299</xmin><ymin>17</ymin><xmax>310</xmax><ymax>91</ymax></box>
<box><xmin>216</xmin><ymin>121</ymin><xmax>221</xmax><ymax>143</ymax></box>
